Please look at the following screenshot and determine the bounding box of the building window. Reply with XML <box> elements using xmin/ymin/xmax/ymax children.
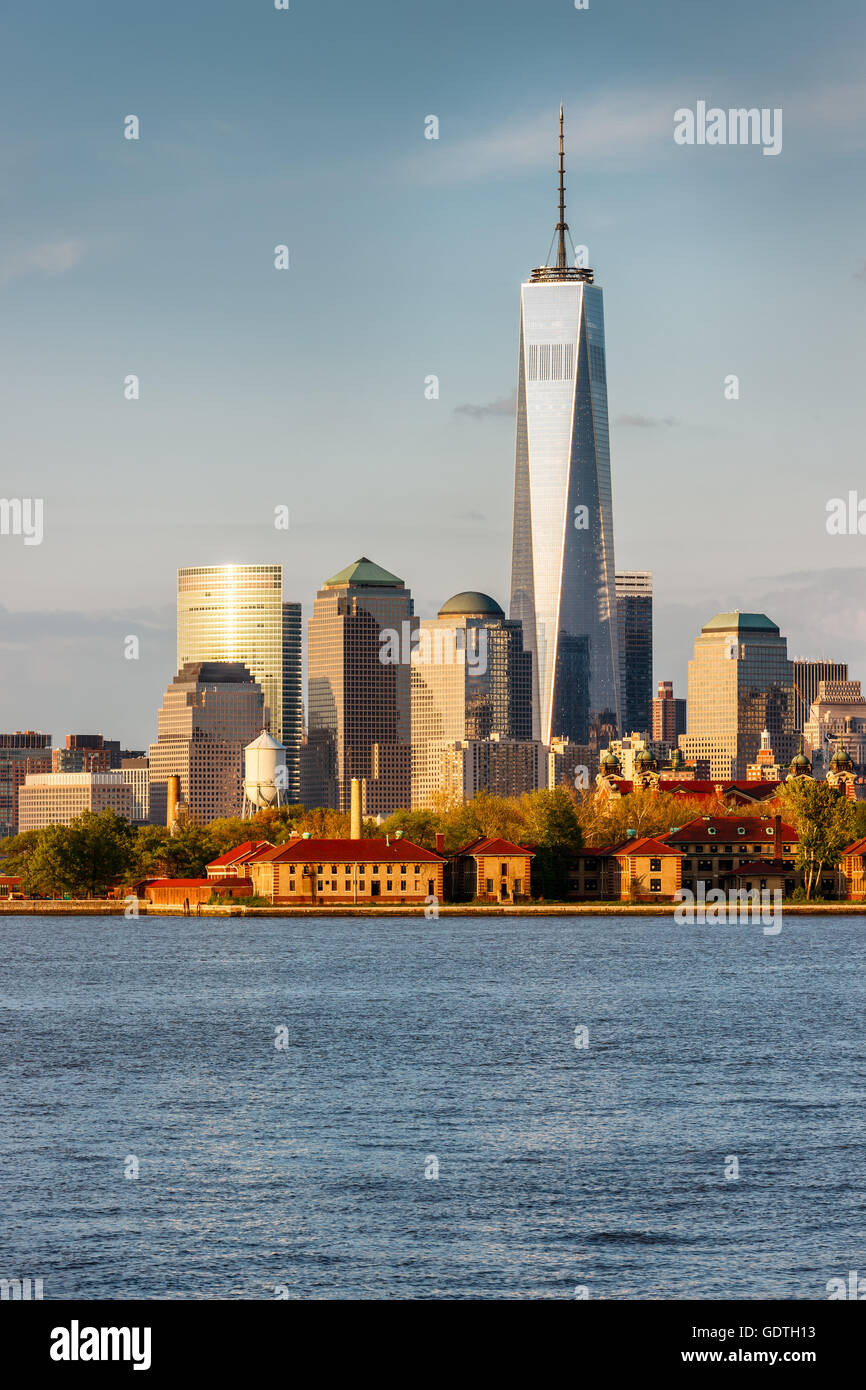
<box><xmin>486</xmin><ymin>878</ymin><xmax>494</xmax><ymax>893</ymax></box>
<box><xmin>514</xmin><ymin>879</ymin><xmax>522</xmax><ymax>893</ymax></box>
<box><xmin>500</xmin><ymin>862</ymin><xmax>507</xmax><ymax>876</ymax></box>
<box><xmin>400</xmin><ymin>880</ymin><xmax>406</xmax><ymax>891</ymax></box>
<box><xmin>650</xmin><ymin>879</ymin><xmax>661</xmax><ymax>892</ymax></box>
<box><xmin>650</xmin><ymin>858</ymin><xmax>661</xmax><ymax>872</ymax></box>
<box><xmin>414</xmin><ymin>865</ymin><xmax>420</xmax><ymax>873</ymax></box>
<box><xmin>317</xmin><ymin>881</ymin><xmax>323</xmax><ymax>891</ymax></box>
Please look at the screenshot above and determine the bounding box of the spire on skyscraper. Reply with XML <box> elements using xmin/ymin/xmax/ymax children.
<box><xmin>531</xmin><ymin>106</ymin><xmax>593</xmax><ymax>285</ymax></box>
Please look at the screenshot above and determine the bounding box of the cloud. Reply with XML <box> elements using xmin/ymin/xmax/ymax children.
<box><xmin>406</xmin><ymin>92</ymin><xmax>677</xmax><ymax>185</ymax></box>
<box><xmin>0</xmin><ymin>240</ymin><xmax>84</xmax><ymax>284</ymax></box>
<box><xmin>616</xmin><ymin>412</ymin><xmax>679</xmax><ymax>428</ymax></box>
<box><xmin>454</xmin><ymin>389</ymin><xmax>516</xmax><ymax>420</ymax></box>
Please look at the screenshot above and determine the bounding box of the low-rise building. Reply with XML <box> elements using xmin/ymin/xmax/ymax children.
<box><xmin>206</xmin><ymin>841</ymin><xmax>272</xmax><ymax>880</ymax></box>
<box><xmin>18</xmin><ymin>772</ymin><xmax>134</xmax><ymax>830</ymax></box>
<box><xmin>607</xmin><ymin>836</ymin><xmax>683</xmax><ymax>902</ymax></box>
<box><xmin>247</xmin><ymin>836</ymin><xmax>444</xmax><ymax>905</ymax></box>
<box><xmin>664</xmin><ymin>814</ymin><xmax>797</xmax><ymax>896</ymax></box>
<box><xmin>447</xmin><ymin>837</ymin><xmax>533</xmax><ymax>903</ymax></box>
<box><xmin>839</xmin><ymin>837</ymin><xmax>866</xmax><ymax>901</ymax></box>
<box><xmin>136</xmin><ymin>877</ymin><xmax>254</xmax><ymax>907</ymax></box>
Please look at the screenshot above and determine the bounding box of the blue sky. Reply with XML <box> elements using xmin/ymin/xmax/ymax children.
<box><xmin>1</xmin><ymin>0</ymin><xmax>865</xmax><ymax>744</ymax></box>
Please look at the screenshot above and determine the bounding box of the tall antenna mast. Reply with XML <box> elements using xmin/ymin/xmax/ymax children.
<box><xmin>556</xmin><ymin>103</ymin><xmax>568</xmax><ymax>269</ymax></box>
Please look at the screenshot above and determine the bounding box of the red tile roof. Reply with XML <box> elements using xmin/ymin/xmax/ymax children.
<box><xmin>665</xmin><ymin>816</ymin><xmax>796</xmax><ymax>843</ymax></box>
<box><xmin>612</xmin><ymin>836</ymin><xmax>683</xmax><ymax>857</ymax></box>
<box><xmin>456</xmin><ymin>837</ymin><xmax>534</xmax><ymax>858</ymax></box>
<box><xmin>207</xmin><ymin>840</ymin><xmax>272</xmax><ymax>868</ymax></box>
<box><xmin>729</xmin><ymin>861</ymin><xmax>792</xmax><ymax>875</ymax></box>
<box><xmin>250</xmin><ymin>837</ymin><xmax>444</xmax><ymax>864</ymax></box>
<box><xmin>842</xmin><ymin>837</ymin><xmax>866</xmax><ymax>857</ymax></box>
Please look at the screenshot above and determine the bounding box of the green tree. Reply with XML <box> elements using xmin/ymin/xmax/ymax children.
<box><xmin>780</xmin><ymin>779</ymin><xmax>857</xmax><ymax>899</ymax></box>
<box><xmin>65</xmin><ymin>809</ymin><xmax>135</xmax><ymax>897</ymax></box>
<box><xmin>23</xmin><ymin>824</ymin><xmax>76</xmax><ymax>897</ymax></box>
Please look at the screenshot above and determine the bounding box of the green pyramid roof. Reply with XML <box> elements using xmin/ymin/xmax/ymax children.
<box><xmin>702</xmin><ymin>611</ymin><xmax>779</xmax><ymax>633</ymax></box>
<box><xmin>324</xmin><ymin>556</ymin><xmax>404</xmax><ymax>588</ymax></box>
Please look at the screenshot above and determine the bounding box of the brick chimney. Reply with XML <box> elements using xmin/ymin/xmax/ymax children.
<box><xmin>774</xmin><ymin>813</ymin><xmax>782</xmax><ymax>858</ymax></box>
<box><xmin>435</xmin><ymin>832</ymin><xmax>444</xmax><ymax>855</ymax></box>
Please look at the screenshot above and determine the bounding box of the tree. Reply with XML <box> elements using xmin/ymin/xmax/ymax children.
<box><xmin>65</xmin><ymin>809</ymin><xmax>136</xmax><ymax>897</ymax></box>
<box><xmin>779</xmin><ymin>779</ymin><xmax>857</xmax><ymax>899</ymax></box>
<box><xmin>22</xmin><ymin>824</ymin><xmax>76</xmax><ymax>897</ymax></box>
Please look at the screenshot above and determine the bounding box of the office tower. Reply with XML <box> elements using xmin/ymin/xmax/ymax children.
<box><xmin>306</xmin><ymin>557</ymin><xmax>413</xmax><ymax>816</ymax></box>
<box><xmin>18</xmin><ymin>772</ymin><xmax>134</xmax><ymax>832</ymax></box>
<box><xmin>438</xmin><ymin>735</ymin><xmax>547</xmax><ymax>804</ymax></box>
<box><xmin>803</xmin><ymin>680</ymin><xmax>866</xmax><ymax>770</ymax></box>
<box><xmin>148</xmin><ymin>662</ymin><xmax>264</xmax><ymax>824</ymax></box>
<box><xmin>792</xmin><ymin>660</ymin><xmax>848</xmax><ymax>733</ymax></box>
<box><xmin>120</xmin><ymin>757</ymin><xmax>150</xmax><ymax>824</ymax></box>
<box><xmin>616</xmin><ymin>572</ymin><xmax>653</xmax><ymax>734</ymax></box>
<box><xmin>177</xmin><ymin>565</ymin><xmax>303</xmax><ymax>801</ymax></box>
<box><xmin>509</xmin><ymin>107</ymin><xmax>620</xmax><ymax>746</ymax></box>
<box><xmin>410</xmin><ymin>591</ymin><xmax>533</xmax><ymax>808</ymax></box>
<box><xmin>651</xmin><ymin>681</ymin><xmax>687</xmax><ymax>744</ymax></box>
<box><xmin>0</xmin><ymin>732</ymin><xmax>53</xmax><ymax>837</ymax></box>
<box><xmin>679</xmin><ymin>612</ymin><xmax>796</xmax><ymax>779</ymax></box>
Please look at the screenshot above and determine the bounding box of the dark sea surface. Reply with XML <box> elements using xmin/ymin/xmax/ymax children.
<box><xmin>0</xmin><ymin>913</ymin><xmax>863</xmax><ymax>1301</ymax></box>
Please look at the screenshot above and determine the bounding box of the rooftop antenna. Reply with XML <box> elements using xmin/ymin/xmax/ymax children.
<box><xmin>556</xmin><ymin>102</ymin><xmax>568</xmax><ymax>270</ymax></box>
<box><xmin>531</xmin><ymin>105</ymin><xmax>592</xmax><ymax>284</ymax></box>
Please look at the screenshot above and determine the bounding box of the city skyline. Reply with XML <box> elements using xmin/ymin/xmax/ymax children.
<box><xmin>1</xmin><ymin>0</ymin><xmax>865</xmax><ymax>744</ymax></box>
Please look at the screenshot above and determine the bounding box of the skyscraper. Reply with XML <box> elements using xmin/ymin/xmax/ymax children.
<box><xmin>0</xmin><ymin>732</ymin><xmax>53</xmax><ymax>837</ymax></box>
<box><xmin>509</xmin><ymin>107</ymin><xmax>620</xmax><ymax>746</ymax></box>
<box><xmin>792</xmin><ymin>660</ymin><xmax>848</xmax><ymax>733</ymax></box>
<box><xmin>616</xmin><ymin>571</ymin><xmax>653</xmax><ymax>734</ymax></box>
<box><xmin>651</xmin><ymin>680</ymin><xmax>687</xmax><ymax>745</ymax></box>
<box><xmin>177</xmin><ymin>565</ymin><xmax>303</xmax><ymax>800</ymax></box>
<box><xmin>148</xmin><ymin>661</ymin><xmax>264</xmax><ymax>824</ymax></box>
<box><xmin>410</xmin><ymin>590</ymin><xmax>534</xmax><ymax>807</ymax></box>
<box><xmin>679</xmin><ymin>612</ymin><xmax>796</xmax><ymax>780</ymax></box>
<box><xmin>306</xmin><ymin>557</ymin><xmax>413</xmax><ymax>816</ymax></box>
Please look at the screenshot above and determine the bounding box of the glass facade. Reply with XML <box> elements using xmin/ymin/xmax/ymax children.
<box><xmin>616</xmin><ymin>571</ymin><xmax>653</xmax><ymax>735</ymax></box>
<box><xmin>177</xmin><ymin>566</ymin><xmax>303</xmax><ymax>800</ymax></box>
<box><xmin>680</xmin><ymin>613</ymin><xmax>796</xmax><ymax>779</ymax></box>
<box><xmin>409</xmin><ymin>605</ymin><xmax>533</xmax><ymax>808</ymax></box>
<box><xmin>510</xmin><ymin>278</ymin><xmax>620</xmax><ymax>745</ymax></box>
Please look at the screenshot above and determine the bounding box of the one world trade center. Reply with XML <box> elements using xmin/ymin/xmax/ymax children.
<box><xmin>509</xmin><ymin>107</ymin><xmax>620</xmax><ymax>746</ymax></box>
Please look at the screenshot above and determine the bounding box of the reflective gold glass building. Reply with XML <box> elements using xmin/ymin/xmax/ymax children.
<box><xmin>177</xmin><ymin>565</ymin><xmax>302</xmax><ymax>800</ymax></box>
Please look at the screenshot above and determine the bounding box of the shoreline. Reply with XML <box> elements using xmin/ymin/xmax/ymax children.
<box><xmin>1</xmin><ymin>901</ymin><xmax>865</xmax><ymax>918</ymax></box>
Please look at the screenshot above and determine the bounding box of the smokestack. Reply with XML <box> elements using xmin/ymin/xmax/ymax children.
<box><xmin>350</xmin><ymin>777</ymin><xmax>361</xmax><ymax>840</ymax></box>
<box><xmin>774</xmin><ymin>812</ymin><xmax>782</xmax><ymax>858</ymax></box>
<box><xmin>167</xmin><ymin>775</ymin><xmax>180</xmax><ymax>829</ymax></box>
<box><xmin>435</xmin><ymin>832</ymin><xmax>444</xmax><ymax>854</ymax></box>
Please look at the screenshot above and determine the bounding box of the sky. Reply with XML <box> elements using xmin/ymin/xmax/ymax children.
<box><xmin>0</xmin><ymin>0</ymin><xmax>865</xmax><ymax>746</ymax></box>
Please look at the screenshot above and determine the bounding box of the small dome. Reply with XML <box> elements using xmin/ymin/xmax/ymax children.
<box><xmin>601</xmin><ymin>750</ymin><xmax>621</xmax><ymax>773</ymax></box>
<box><xmin>831</xmin><ymin>747</ymin><xmax>854</xmax><ymax>770</ymax></box>
<box><xmin>789</xmin><ymin>752</ymin><xmax>811</xmax><ymax>773</ymax></box>
<box><xmin>670</xmin><ymin>748</ymin><xmax>685</xmax><ymax>770</ymax></box>
<box><xmin>634</xmin><ymin>749</ymin><xmax>657</xmax><ymax>771</ymax></box>
<box><xmin>437</xmin><ymin>591</ymin><xmax>504</xmax><ymax>619</ymax></box>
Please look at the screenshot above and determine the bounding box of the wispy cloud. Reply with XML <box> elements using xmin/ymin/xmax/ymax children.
<box><xmin>454</xmin><ymin>389</ymin><xmax>516</xmax><ymax>420</ymax></box>
<box><xmin>617</xmin><ymin>412</ymin><xmax>679</xmax><ymax>428</ymax></box>
<box><xmin>0</xmin><ymin>239</ymin><xmax>84</xmax><ymax>284</ymax></box>
<box><xmin>405</xmin><ymin>92</ymin><xmax>677</xmax><ymax>185</ymax></box>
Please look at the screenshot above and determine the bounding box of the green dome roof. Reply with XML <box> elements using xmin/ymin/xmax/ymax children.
<box><xmin>634</xmin><ymin>748</ymin><xmax>657</xmax><ymax>770</ymax></box>
<box><xmin>438</xmin><ymin>591</ymin><xmax>504</xmax><ymax>618</ymax></box>
<box><xmin>831</xmin><ymin>747</ymin><xmax>854</xmax><ymax>769</ymax></box>
<box><xmin>790</xmin><ymin>753</ymin><xmax>811</xmax><ymax>772</ymax></box>
<box><xmin>600</xmin><ymin>750</ymin><xmax>621</xmax><ymax>771</ymax></box>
